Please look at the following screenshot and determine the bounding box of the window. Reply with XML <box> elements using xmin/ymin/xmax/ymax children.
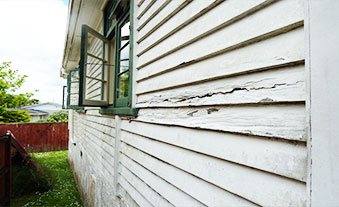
<box><xmin>76</xmin><ymin>0</ymin><xmax>137</xmax><ymax>116</ymax></box>
<box><xmin>66</xmin><ymin>68</ymin><xmax>83</xmax><ymax>110</ymax></box>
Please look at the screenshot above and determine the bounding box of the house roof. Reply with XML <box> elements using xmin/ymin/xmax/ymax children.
<box><xmin>61</xmin><ymin>0</ymin><xmax>107</xmax><ymax>78</ymax></box>
<box><xmin>23</xmin><ymin>102</ymin><xmax>62</xmax><ymax>109</ymax></box>
<box><xmin>8</xmin><ymin>108</ymin><xmax>48</xmax><ymax>116</ymax></box>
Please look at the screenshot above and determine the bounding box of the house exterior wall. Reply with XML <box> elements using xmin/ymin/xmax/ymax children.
<box><xmin>29</xmin><ymin>114</ymin><xmax>48</xmax><ymax>122</ymax></box>
<box><xmin>68</xmin><ymin>0</ymin><xmax>307</xmax><ymax>206</ymax></box>
<box><xmin>307</xmin><ymin>0</ymin><xmax>339</xmax><ymax>205</ymax></box>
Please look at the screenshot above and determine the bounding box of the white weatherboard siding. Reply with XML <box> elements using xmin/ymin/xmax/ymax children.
<box><xmin>68</xmin><ymin>0</ymin><xmax>307</xmax><ymax>206</ymax></box>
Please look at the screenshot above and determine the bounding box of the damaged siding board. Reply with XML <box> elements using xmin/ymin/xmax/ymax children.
<box><xmin>121</xmin><ymin>131</ymin><xmax>306</xmax><ymax>207</ymax></box>
<box><xmin>119</xmin><ymin>151</ymin><xmax>205</xmax><ymax>207</ymax></box>
<box><xmin>136</xmin><ymin>104</ymin><xmax>306</xmax><ymax>141</ymax></box>
<box><xmin>120</xmin><ymin>141</ymin><xmax>259</xmax><ymax>207</ymax></box>
<box><xmin>136</xmin><ymin>27</ymin><xmax>304</xmax><ymax>94</ymax></box>
<box><xmin>136</xmin><ymin>65</ymin><xmax>305</xmax><ymax>107</ymax></box>
<box><xmin>119</xmin><ymin>164</ymin><xmax>174</xmax><ymax>207</ymax></box>
<box><xmin>121</xmin><ymin>121</ymin><xmax>307</xmax><ymax>182</ymax></box>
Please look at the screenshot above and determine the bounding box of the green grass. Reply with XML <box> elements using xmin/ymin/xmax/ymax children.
<box><xmin>11</xmin><ymin>151</ymin><xmax>82</xmax><ymax>207</ymax></box>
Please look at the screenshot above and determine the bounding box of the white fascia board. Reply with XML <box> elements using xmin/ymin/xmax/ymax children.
<box><xmin>61</xmin><ymin>0</ymin><xmax>107</xmax><ymax>75</ymax></box>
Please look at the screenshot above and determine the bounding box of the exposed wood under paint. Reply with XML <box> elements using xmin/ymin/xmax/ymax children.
<box><xmin>136</xmin><ymin>104</ymin><xmax>306</xmax><ymax>141</ymax></box>
<box><xmin>136</xmin><ymin>65</ymin><xmax>305</xmax><ymax>108</ymax></box>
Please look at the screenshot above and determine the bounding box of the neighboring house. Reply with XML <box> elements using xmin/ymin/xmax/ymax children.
<box><xmin>8</xmin><ymin>108</ymin><xmax>49</xmax><ymax>122</ymax></box>
<box><xmin>12</xmin><ymin>102</ymin><xmax>62</xmax><ymax>122</ymax></box>
<box><xmin>22</xmin><ymin>102</ymin><xmax>62</xmax><ymax>115</ymax></box>
<box><xmin>61</xmin><ymin>0</ymin><xmax>339</xmax><ymax>206</ymax></box>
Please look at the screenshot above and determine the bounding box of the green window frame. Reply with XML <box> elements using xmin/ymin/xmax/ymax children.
<box><xmin>99</xmin><ymin>0</ymin><xmax>137</xmax><ymax>116</ymax></box>
<box><xmin>76</xmin><ymin>0</ymin><xmax>137</xmax><ymax>116</ymax></box>
<box><xmin>67</xmin><ymin>68</ymin><xmax>84</xmax><ymax>110</ymax></box>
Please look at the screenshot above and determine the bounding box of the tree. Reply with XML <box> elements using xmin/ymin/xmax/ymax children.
<box><xmin>0</xmin><ymin>62</ymin><xmax>39</xmax><ymax>123</ymax></box>
<box><xmin>46</xmin><ymin>110</ymin><xmax>68</xmax><ymax>123</ymax></box>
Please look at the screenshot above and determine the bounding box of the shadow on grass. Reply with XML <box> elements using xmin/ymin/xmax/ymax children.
<box><xmin>11</xmin><ymin>150</ymin><xmax>82</xmax><ymax>207</ymax></box>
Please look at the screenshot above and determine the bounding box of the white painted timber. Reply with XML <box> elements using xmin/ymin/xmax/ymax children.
<box><xmin>120</xmin><ymin>142</ymin><xmax>259</xmax><ymax>206</ymax></box>
<box><xmin>121</xmin><ymin>132</ymin><xmax>306</xmax><ymax>207</ymax></box>
<box><xmin>137</xmin><ymin>0</ymin><xmax>303</xmax><ymax>74</ymax></box>
<box><xmin>136</xmin><ymin>104</ymin><xmax>306</xmax><ymax>141</ymax></box>
<box><xmin>136</xmin><ymin>65</ymin><xmax>305</xmax><ymax>107</ymax></box>
<box><xmin>137</xmin><ymin>0</ymin><xmax>171</xmax><ymax>31</ymax></box>
<box><xmin>119</xmin><ymin>164</ymin><xmax>174</xmax><ymax>207</ymax></box>
<box><xmin>137</xmin><ymin>0</ymin><xmax>270</xmax><ymax>65</ymax></box>
<box><xmin>137</xmin><ymin>0</ymin><xmax>157</xmax><ymax>20</ymax></box>
<box><xmin>137</xmin><ymin>0</ymin><xmax>145</xmax><ymax>7</ymax></box>
<box><xmin>136</xmin><ymin>0</ymin><xmax>190</xmax><ymax>43</ymax></box>
<box><xmin>137</xmin><ymin>0</ymin><xmax>215</xmax><ymax>46</ymax></box>
<box><xmin>119</xmin><ymin>153</ymin><xmax>206</xmax><ymax>207</ymax></box>
<box><xmin>136</xmin><ymin>27</ymin><xmax>304</xmax><ymax>94</ymax></box>
<box><xmin>118</xmin><ymin>186</ymin><xmax>139</xmax><ymax>207</ymax></box>
<box><xmin>121</xmin><ymin>121</ymin><xmax>307</xmax><ymax>181</ymax></box>
<box><xmin>118</xmin><ymin>175</ymin><xmax>154</xmax><ymax>207</ymax></box>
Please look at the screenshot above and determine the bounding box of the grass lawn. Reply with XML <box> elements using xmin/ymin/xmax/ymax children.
<box><xmin>11</xmin><ymin>151</ymin><xmax>82</xmax><ymax>207</ymax></box>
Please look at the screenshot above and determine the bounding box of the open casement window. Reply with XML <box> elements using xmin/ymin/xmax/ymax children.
<box><xmin>67</xmin><ymin>68</ymin><xmax>83</xmax><ymax>109</ymax></box>
<box><xmin>79</xmin><ymin>25</ymin><xmax>111</xmax><ymax>106</ymax></box>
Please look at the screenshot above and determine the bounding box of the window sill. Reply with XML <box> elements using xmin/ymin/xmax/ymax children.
<box><xmin>99</xmin><ymin>107</ymin><xmax>138</xmax><ymax>116</ymax></box>
<box><xmin>69</xmin><ymin>106</ymin><xmax>85</xmax><ymax>112</ymax></box>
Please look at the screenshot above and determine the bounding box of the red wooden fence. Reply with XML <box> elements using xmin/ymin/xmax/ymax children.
<box><xmin>0</xmin><ymin>123</ymin><xmax>69</xmax><ymax>152</ymax></box>
<box><xmin>0</xmin><ymin>135</ymin><xmax>11</xmax><ymax>206</ymax></box>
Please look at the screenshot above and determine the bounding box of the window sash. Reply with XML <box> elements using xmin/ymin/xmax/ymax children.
<box><xmin>114</xmin><ymin>11</ymin><xmax>131</xmax><ymax>107</ymax></box>
<box><xmin>79</xmin><ymin>25</ymin><xmax>111</xmax><ymax>106</ymax></box>
<box><xmin>67</xmin><ymin>68</ymin><xmax>83</xmax><ymax>109</ymax></box>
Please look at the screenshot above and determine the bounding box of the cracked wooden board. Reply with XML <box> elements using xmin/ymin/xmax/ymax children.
<box><xmin>136</xmin><ymin>64</ymin><xmax>305</xmax><ymax>107</ymax></box>
<box><xmin>136</xmin><ymin>104</ymin><xmax>306</xmax><ymax>141</ymax></box>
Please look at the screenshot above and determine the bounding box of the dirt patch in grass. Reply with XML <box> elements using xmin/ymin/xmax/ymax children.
<box><xmin>11</xmin><ymin>151</ymin><xmax>82</xmax><ymax>207</ymax></box>
<box><xmin>11</xmin><ymin>154</ymin><xmax>51</xmax><ymax>198</ymax></box>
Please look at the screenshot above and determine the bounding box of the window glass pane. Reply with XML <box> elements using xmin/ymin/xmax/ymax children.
<box><xmin>120</xmin><ymin>42</ymin><xmax>129</xmax><ymax>62</ymax></box>
<box><xmin>120</xmin><ymin>60</ymin><xmax>129</xmax><ymax>73</ymax></box>
<box><xmin>117</xmin><ymin>17</ymin><xmax>130</xmax><ymax>99</ymax></box>
<box><xmin>118</xmin><ymin>71</ymin><xmax>129</xmax><ymax>98</ymax></box>
<box><xmin>121</xmin><ymin>21</ymin><xmax>130</xmax><ymax>38</ymax></box>
<box><xmin>121</xmin><ymin>20</ymin><xmax>129</xmax><ymax>46</ymax></box>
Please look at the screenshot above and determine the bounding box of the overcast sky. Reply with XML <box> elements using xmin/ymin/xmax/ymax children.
<box><xmin>0</xmin><ymin>0</ymin><xmax>69</xmax><ymax>105</ymax></box>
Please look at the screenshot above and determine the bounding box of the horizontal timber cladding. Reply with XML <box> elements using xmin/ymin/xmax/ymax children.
<box><xmin>136</xmin><ymin>104</ymin><xmax>306</xmax><ymax>141</ymax></box>
<box><xmin>136</xmin><ymin>64</ymin><xmax>305</xmax><ymax>107</ymax></box>
<box><xmin>119</xmin><ymin>128</ymin><xmax>306</xmax><ymax>207</ymax></box>
<box><xmin>136</xmin><ymin>26</ymin><xmax>304</xmax><ymax>94</ymax></box>
<box><xmin>131</xmin><ymin>0</ymin><xmax>307</xmax><ymax>206</ymax></box>
<box><xmin>121</xmin><ymin>121</ymin><xmax>307</xmax><ymax>182</ymax></box>
<box><xmin>136</xmin><ymin>0</ymin><xmax>303</xmax><ymax>69</ymax></box>
<box><xmin>68</xmin><ymin>0</ymin><xmax>307</xmax><ymax>206</ymax></box>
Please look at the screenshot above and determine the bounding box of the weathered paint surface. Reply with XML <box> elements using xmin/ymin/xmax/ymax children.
<box><xmin>66</xmin><ymin>0</ymin><xmax>308</xmax><ymax>206</ymax></box>
<box><xmin>0</xmin><ymin>123</ymin><xmax>69</xmax><ymax>152</ymax></box>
